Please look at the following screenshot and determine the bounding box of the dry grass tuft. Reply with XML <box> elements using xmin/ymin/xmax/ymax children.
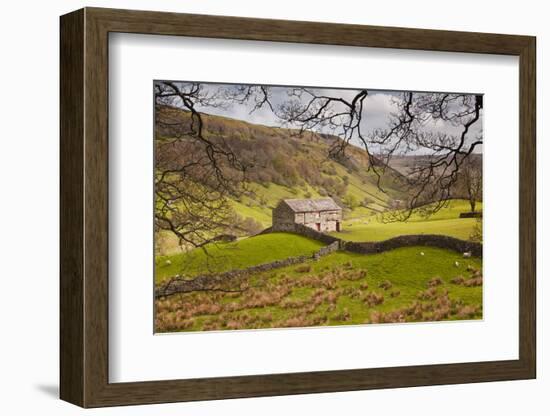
<box><xmin>334</xmin><ymin>307</ymin><xmax>352</xmax><ymax>322</ymax></box>
<box><xmin>456</xmin><ymin>305</ymin><xmax>480</xmax><ymax>319</ymax></box>
<box><xmin>450</xmin><ymin>276</ymin><xmax>465</xmax><ymax>285</ymax></box>
<box><xmin>281</xmin><ymin>297</ymin><xmax>308</xmax><ymax>309</ymax></box>
<box><xmin>295</xmin><ymin>264</ymin><xmax>312</xmax><ymax>273</ymax></box>
<box><xmin>464</xmin><ymin>277</ymin><xmax>483</xmax><ymax>287</ymax></box>
<box><xmin>325</xmin><ymin>291</ymin><xmax>339</xmax><ymax>305</ymax></box>
<box><xmin>427</xmin><ymin>277</ymin><xmax>443</xmax><ymax>287</ymax></box>
<box><xmin>417</xmin><ymin>287</ymin><xmax>438</xmax><ymax>301</ymax></box>
<box><xmin>378</xmin><ymin>280</ymin><xmax>393</xmax><ymax>290</ymax></box>
<box><xmin>226</xmin><ymin>320</ymin><xmax>244</xmax><ymax>330</ymax></box>
<box><xmin>450</xmin><ymin>270</ymin><xmax>482</xmax><ymax>287</ymax></box>
<box><xmin>370</xmin><ymin>310</ymin><xmax>406</xmax><ymax>324</ymax></box>
<box><xmin>321</xmin><ymin>275</ymin><xmax>337</xmax><ymax>290</ymax></box>
<box><xmin>362</xmin><ymin>291</ymin><xmax>385</xmax><ymax>307</ymax></box>
<box><xmin>341</xmin><ymin>269</ymin><xmax>367</xmax><ymax>282</ymax></box>
<box><xmin>282</xmin><ymin>316</ymin><xmax>308</xmax><ymax>328</ymax></box>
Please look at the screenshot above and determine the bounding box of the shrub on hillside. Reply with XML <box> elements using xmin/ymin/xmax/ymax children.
<box><xmin>361</xmin><ymin>196</ymin><xmax>375</xmax><ymax>208</ymax></box>
<box><xmin>343</xmin><ymin>194</ymin><xmax>359</xmax><ymax>209</ymax></box>
<box><xmin>237</xmin><ymin>216</ymin><xmax>263</xmax><ymax>236</ymax></box>
<box><xmin>469</xmin><ymin>217</ymin><xmax>483</xmax><ymax>242</ymax></box>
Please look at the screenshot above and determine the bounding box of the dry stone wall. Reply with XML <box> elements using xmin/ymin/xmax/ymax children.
<box><xmin>288</xmin><ymin>223</ymin><xmax>482</xmax><ymax>257</ymax></box>
<box><xmin>156</xmin><ymin>240</ymin><xmax>339</xmax><ymax>297</ymax></box>
<box><xmin>341</xmin><ymin>234</ymin><xmax>482</xmax><ymax>257</ymax></box>
<box><xmin>157</xmin><ymin>224</ymin><xmax>482</xmax><ymax>297</ymax></box>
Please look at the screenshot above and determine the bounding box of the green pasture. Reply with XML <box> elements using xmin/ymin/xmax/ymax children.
<box><xmin>332</xmin><ymin>199</ymin><xmax>482</xmax><ymax>242</ymax></box>
<box><xmin>162</xmin><ymin>246</ymin><xmax>482</xmax><ymax>331</ymax></box>
<box><xmin>155</xmin><ymin>232</ymin><xmax>324</xmax><ymax>284</ymax></box>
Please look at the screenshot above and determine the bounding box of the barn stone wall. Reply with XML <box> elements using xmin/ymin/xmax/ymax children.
<box><xmin>272</xmin><ymin>201</ymin><xmax>342</xmax><ymax>233</ymax></box>
<box><xmin>295</xmin><ymin>210</ymin><xmax>342</xmax><ymax>232</ymax></box>
<box><xmin>272</xmin><ymin>202</ymin><xmax>297</xmax><ymax>232</ymax></box>
<box><xmin>301</xmin><ymin>210</ymin><xmax>342</xmax><ymax>232</ymax></box>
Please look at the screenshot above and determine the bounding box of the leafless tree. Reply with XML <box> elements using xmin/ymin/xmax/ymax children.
<box><xmin>154</xmin><ymin>81</ymin><xmax>251</xmax><ymax>250</ymax></box>
<box><xmin>222</xmin><ymin>84</ymin><xmax>275</xmax><ymax>114</ymax></box>
<box><xmin>457</xmin><ymin>156</ymin><xmax>482</xmax><ymax>212</ymax></box>
<box><xmin>275</xmin><ymin>88</ymin><xmax>483</xmax><ymax>219</ymax></box>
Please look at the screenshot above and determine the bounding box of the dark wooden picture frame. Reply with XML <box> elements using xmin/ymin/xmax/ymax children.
<box><xmin>60</xmin><ymin>7</ymin><xmax>536</xmax><ymax>408</ymax></box>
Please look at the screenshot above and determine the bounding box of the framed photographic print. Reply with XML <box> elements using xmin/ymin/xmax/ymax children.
<box><xmin>60</xmin><ymin>7</ymin><xmax>536</xmax><ymax>407</ymax></box>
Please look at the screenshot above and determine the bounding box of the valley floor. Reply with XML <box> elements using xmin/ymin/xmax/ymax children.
<box><xmin>154</xmin><ymin>199</ymin><xmax>483</xmax><ymax>332</ymax></box>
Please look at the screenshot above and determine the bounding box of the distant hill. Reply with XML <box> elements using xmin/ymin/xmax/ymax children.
<box><xmin>156</xmin><ymin>105</ymin><xmax>407</xmax><ymax>230</ymax></box>
<box><xmin>387</xmin><ymin>153</ymin><xmax>482</xmax><ymax>176</ymax></box>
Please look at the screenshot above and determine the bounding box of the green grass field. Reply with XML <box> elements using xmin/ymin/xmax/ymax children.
<box><xmin>332</xmin><ymin>199</ymin><xmax>482</xmax><ymax>242</ymax></box>
<box><xmin>335</xmin><ymin>217</ymin><xmax>478</xmax><ymax>242</ymax></box>
<box><xmin>156</xmin><ymin>246</ymin><xmax>483</xmax><ymax>332</ymax></box>
<box><xmin>155</xmin><ymin>232</ymin><xmax>325</xmax><ymax>284</ymax></box>
<box><xmin>155</xmin><ymin>199</ymin><xmax>483</xmax><ymax>332</ymax></box>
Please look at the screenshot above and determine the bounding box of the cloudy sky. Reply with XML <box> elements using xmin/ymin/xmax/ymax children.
<box><xmin>156</xmin><ymin>81</ymin><xmax>483</xmax><ymax>155</ymax></box>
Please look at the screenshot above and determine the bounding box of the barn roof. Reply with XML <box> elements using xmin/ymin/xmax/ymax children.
<box><xmin>281</xmin><ymin>197</ymin><xmax>341</xmax><ymax>212</ymax></box>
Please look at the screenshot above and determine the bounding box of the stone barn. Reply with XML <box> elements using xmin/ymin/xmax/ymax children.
<box><xmin>272</xmin><ymin>198</ymin><xmax>343</xmax><ymax>233</ymax></box>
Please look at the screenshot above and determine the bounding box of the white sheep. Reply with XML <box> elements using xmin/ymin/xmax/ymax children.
<box><xmin>463</xmin><ymin>252</ymin><xmax>472</xmax><ymax>258</ymax></box>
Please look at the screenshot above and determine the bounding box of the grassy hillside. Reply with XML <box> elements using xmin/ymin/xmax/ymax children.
<box><xmin>156</xmin><ymin>246</ymin><xmax>483</xmax><ymax>332</ymax></box>
<box><xmin>155</xmin><ymin>106</ymin><xmax>482</xmax><ymax>259</ymax></box>
<box><xmin>155</xmin><ymin>105</ymin><xmax>407</xmax><ymax>254</ymax></box>
<box><xmin>389</xmin><ymin>154</ymin><xmax>482</xmax><ymax>176</ymax></box>
<box><xmin>155</xmin><ymin>232</ymin><xmax>325</xmax><ymax>284</ymax></box>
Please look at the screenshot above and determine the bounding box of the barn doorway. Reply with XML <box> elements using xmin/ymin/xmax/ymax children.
<box><xmin>316</xmin><ymin>223</ymin><xmax>321</xmax><ymax>231</ymax></box>
<box><xmin>336</xmin><ymin>221</ymin><xmax>340</xmax><ymax>232</ymax></box>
